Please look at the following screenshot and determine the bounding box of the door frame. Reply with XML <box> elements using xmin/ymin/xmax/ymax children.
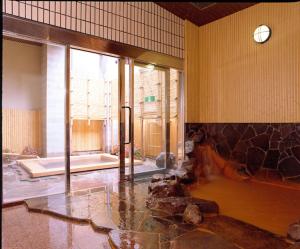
<box><xmin>120</xmin><ymin>61</ymin><xmax>176</xmax><ymax>181</ymax></box>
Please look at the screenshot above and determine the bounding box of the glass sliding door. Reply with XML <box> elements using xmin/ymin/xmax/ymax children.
<box><xmin>120</xmin><ymin>62</ymin><xmax>170</xmax><ymax>180</ymax></box>
<box><xmin>120</xmin><ymin>61</ymin><xmax>185</xmax><ymax>181</ymax></box>
<box><xmin>137</xmin><ymin>63</ymin><xmax>169</xmax><ymax>174</ymax></box>
<box><xmin>2</xmin><ymin>37</ymin><xmax>67</xmax><ymax>203</ymax></box>
<box><xmin>69</xmin><ymin>48</ymin><xmax>120</xmax><ymax>191</ymax></box>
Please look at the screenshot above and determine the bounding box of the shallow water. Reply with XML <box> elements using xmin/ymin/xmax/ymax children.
<box><xmin>189</xmin><ymin>177</ymin><xmax>300</xmax><ymax>236</ymax></box>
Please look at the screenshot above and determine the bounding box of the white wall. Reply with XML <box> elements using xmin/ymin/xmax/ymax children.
<box><xmin>42</xmin><ymin>44</ymin><xmax>66</xmax><ymax>157</ymax></box>
<box><xmin>3</xmin><ymin>39</ymin><xmax>42</xmax><ymax>110</ymax></box>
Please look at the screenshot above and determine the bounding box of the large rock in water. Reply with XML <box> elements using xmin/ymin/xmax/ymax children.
<box><xmin>146</xmin><ymin>196</ymin><xmax>219</xmax><ymax>216</ymax></box>
<box><xmin>151</xmin><ymin>173</ymin><xmax>175</xmax><ymax>183</ymax></box>
<box><xmin>168</xmin><ymin>168</ymin><xmax>195</xmax><ymax>184</ymax></box>
<box><xmin>288</xmin><ymin>221</ymin><xmax>300</xmax><ymax>241</ymax></box>
<box><xmin>183</xmin><ymin>204</ymin><xmax>202</xmax><ymax>224</ymax></box>
<box><xmin>148</xmin><ymin>180</ymin><xmax>186</xmax><ymax>198</ymax></box>
<box><xmin>156</xmin><ymin>152</ymin><xmax>176</xmax><ymax>168</ymax></box>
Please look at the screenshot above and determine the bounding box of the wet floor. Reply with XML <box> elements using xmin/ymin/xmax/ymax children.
<box><xmin>2</xmin><ymin>204</ymin><xmax>111</xmax><ymax>249</ymax></box>
<box><xmin>20</xmin><ymin>180</ymin><xmax>295</xmax><ymax>249</ymax></box>
<box><xmin>3</xmin><ymin>158</ymin><xmax>159</xmax><ymax>203</ymax></box>
<box><xmin>188</xmin><ymin>177</ymin><xmax>300</xmax><ymax>236</ymax></box>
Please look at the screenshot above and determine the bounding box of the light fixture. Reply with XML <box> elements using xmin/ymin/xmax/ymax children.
<box><xmin>253</xmin><ymin>25</ymin><xmax>271</xmax><ymax>43</ymax></box>
<box><xmin>146</xmin><ymin>64</ymin><xmax>155</xmax><ymax>70</ymax></box>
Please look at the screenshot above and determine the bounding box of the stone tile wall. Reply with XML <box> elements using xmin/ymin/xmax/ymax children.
<box><xmin>185</xmin><ymin>123</ymin><xmax>300</xmax><ymax>181</ymax></box>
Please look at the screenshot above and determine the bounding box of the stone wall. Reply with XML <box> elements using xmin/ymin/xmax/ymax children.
<box><xmin>185</xmin><ymin>123</ymin><xmax>300</xmax><ymax>182</ymax></box>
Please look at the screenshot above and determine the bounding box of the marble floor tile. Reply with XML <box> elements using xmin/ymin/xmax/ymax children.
<box><xmin>2</xmin><ymin>205</ymin><xmax>111</xmax><ymax>249</ymax></box>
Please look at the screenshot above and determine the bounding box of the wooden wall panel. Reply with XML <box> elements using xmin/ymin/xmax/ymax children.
<box><xmin>184</xmin><ymin>21</ymin><xmax>200</xmax><ymax>123</ymax></box>
<box><xmin>170</xmin><ymin>118</ymin><xmax>178</xmax><ymax>159</ymax></box>
<box><xmin>134</xmin><ymin>118</ymin><xmax>142</xmax><ymax>150</ymax></box>
<box><xmin>2</xmin><ymin>109</ymin><xmax>42</xmax><ymax>154</ymax></box>
<box><xmin>185</xmin><ymin>3</ymin><xmax>300</xmax><ymax>123</ymax></box>
<box><xmin>144</xmin><ymin>120</ymin><xmax>162</xmax><ymax>157</ymax></box>
<box><xmin>71</xmin><ymin>120</ymin><xmax>103</xmax><ymax>152</ymax></box>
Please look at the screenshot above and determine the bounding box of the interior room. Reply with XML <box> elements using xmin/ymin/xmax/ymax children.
<box><xmin>2</xmin><ymin>2</ymin><xmax>300</xmax><ymax>249</ymax></box>
<box><xmin>2</xmin><ymin>39</ymin><xmax>183</xmax><ymax>201</ymax></box>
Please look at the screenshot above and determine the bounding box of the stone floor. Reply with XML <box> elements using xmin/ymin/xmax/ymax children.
<box><xmin>3</xmin><ymin>158</ymin><xmax>159</xmax><ymax>203</ymax></box>
<box><xmin>2</xmin><ymin>204</ymin><xmax>111</xmax><ymax>249</ymax></box>
<box><xmin>20</xmin><ymin>179</ymin><xmax>298</xmax><ymax>249</ymax></box>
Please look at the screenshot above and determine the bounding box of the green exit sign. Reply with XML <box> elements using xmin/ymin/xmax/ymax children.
<box><xmin>145</xmin><ymin>96</ymin><xmax>155</xmax><ymax>102</ymax></box>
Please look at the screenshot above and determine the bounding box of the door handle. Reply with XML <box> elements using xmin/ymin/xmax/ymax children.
<box><xmin>122</xmin><ymin>106</ymin><xmax>132</xmax><ymax>145</ymax></box>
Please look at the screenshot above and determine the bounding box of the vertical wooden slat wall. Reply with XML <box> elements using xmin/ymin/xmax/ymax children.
<box><xmin>185</xmin><ymin>3</ymin><xmax>300</xmax><ymax>123</ymax></box>
<box><xmin>184</xmin><ymin>21</ymin><xmax>200</xmax><ymax>123</ymax></box>
<box><xmin>2</xmin><ymin>109</ymin><xmax>42</xmax><ymax>154</ymax></box>
<box><xmin>3</xmin><ymin>1</ymin><xmax>184</xmax><ymax>59</ymax></box>
<box><xmin>71</xmin><ymin>120</ymin><xmax>103</xmax><ymax>152</ymax></box>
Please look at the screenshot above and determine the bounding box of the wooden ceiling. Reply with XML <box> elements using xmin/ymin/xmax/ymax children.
<box><xmin>156</xmin><ymin>2</ymin><xmax>258</xmax><ymax>26</ymax></box>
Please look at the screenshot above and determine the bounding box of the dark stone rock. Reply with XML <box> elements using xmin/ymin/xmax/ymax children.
<box><xmin>292</xmin><ymin>146</ymin><xmax>300</xmax><ymax>162</ymax></box>
<box><xmin>138</xmin><ymin>216</ymin><xmax>190</xmax><ymax>244</ymax></box>
<box><xmin>146</xmin><ymin>197</ymin><xmax>219</xmax><ymax>216</ymax></box>
<box><xmin>270</xmin><ymin>141</ymin><xmax>279</xmax><ymax>149</ymax></box>
<box><xmin>280</xmin><ymin>124</ymin><xmax>293</xmax><ymax>139</ymax></box>
<box><xmin>279</xmin><ymin>142</ymin><xmax>285</xmax><ymax>153</ymax></box>
<box><xmin>278</xmin><ymin>157</ymin><xmax>300</xmax><ymax>178</ymax></box>
<box><xmin>271</xmin><ymin>130</ymin><xmax>282</xmax><ymax>141</ymax></box>
<box><xmin>231</xmin><ymin>150</ymin><xmax>246</xmax><ymax>164</ymax></box>
<box><xmin>185</xmin><ymin>123</ymin><xmax>300</xmax><ymax>179</ymax></box>
<box><xmin>156</xmin><ymin>152</ymin><xmax>176</xmax><ymax>168</ymax></box>
<box><xmin>222</xmin><ymin>125</ymin><xmax>241</xmax><ymax>150</ymax></box>
<box><xmin>287</xmin><ymin>148</ymin><xmax>293</xmax><ymax>156</ymax></box>
<box><xmin>216</xmin><ymin>141</ymin><xmax>231</xmax><ymax>159</ymax></box>
<box><xmin>297</xmin><ymin>125</ymin><xmax>300</xmax><ymax>136</ymax></box>
<box><xmin>241</xmin><ymin>126</ymin><xmax>256</xmax><ymax>140</ymax></box>
<box><xmin>288</xmin><ymin>221</ymin><xmax>300</xmax><ymax>241</ymax></box>
<box><xmin>263</xmin><ymin>150</ymin><xmax>280</xmax><ymax>169</ymax></box>
<box><xmin>284</xmin><ymin>132</ymin><xmax>300</xmax><ymax>148</ymax></box>
<box><xmin>189</xmin><ymin>124</ymin><xmax>201</xmax><ymax>131</ymax></box>
<box><xmin>253</xmin><ymin>124</ymin><xmax>268</xmax><ymax>134</ymax></box>
<box><xmin>181</xmin><ymin>159</ymin><xmax>195</xmax><ymax>172</ymax></box>
<box><xmin>168</xmin><ymin>168</ymin><xmax>195</xmax><ymax>184</ymax></box>
<box><xmin>169</xmin><ymin>230</ymin><xmax>239</xmax><ymax>249</ymax></box>
<box><xmin>266</xmin><ymin>126</ymin><xmax>273</xmax><ymax>135</ymax></box>
<box><xmin>183</xmin><ymin>204</ymin><xmax>202</xmax><ymax>225</ymax></box>
<box><xmin>233</xmin><ymin>140</ymin><xmax>249</xmax><ymax>154</ymax></box>
<box><xmin>246</xmin><ymin>147</ymin><xmax>265</xmax><ymax>174</ymax></box>
<box><xmin>193</xmin><ymin>129</ymin><xmax>206</xmax><ymax>143</ymax></box>
<box><xmin>279</xmin><ymin>152</ymin><xmax>289</xmax><ymax>162</ymax></box>
<box><xmin>187</xmin><ymin>131</ymin><xmax>195</xmax><ymax>138</ymax></box>
<box><xmin>236</xmin><ymin>124</ymin><xmax>248</xmax><ymax>135</ymax></box>
<box><xmin>151</xmin><ymin>174</ymin><xmax>174</xmax><ymax>183</ymax></box>
<box><xmin>148</xmin><ymin>180</ymin><xmax>186</xmax><ymax>198</ymax></box>
<box><xmin>251</xmin><ymin>134</ymin><xmax>270</xmax><ymax>151</ymax></box>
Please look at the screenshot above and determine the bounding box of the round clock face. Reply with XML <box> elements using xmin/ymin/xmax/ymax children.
<box><xmin>185</xmin><ymin>140</ymin><xmax>194</xmax><ymax>154</ymax></box>
<box><xmin>253</xmin><ymin>25</ymin><xmax>271</xmax><ymax>43</ymax></box>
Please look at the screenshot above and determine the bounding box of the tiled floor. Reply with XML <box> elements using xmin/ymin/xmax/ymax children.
<box><xmin>3</xmin><ymin>158</ymin><xmax>159</xmax><ymax>203</ymax></box>
<box><xmin>2</xmin><ymin>204</ymin><xmax>111</xmax><ymax>249</ymax></box>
